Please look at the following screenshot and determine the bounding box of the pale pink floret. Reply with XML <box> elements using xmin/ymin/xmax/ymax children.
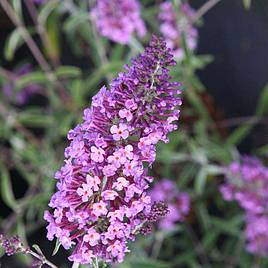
<box><xmin>123</xmin><ymin>160</ymin><xmax>138</xmax><ymax>176</ymax></box>
<box><xmin>102</xmin><ymin>190</ymin><xmax>119</xmax><ymax>200</ymax></box>
<box><xmin>90</xmin><ymin>146</ymin><xmax>105</xmax><ymax>163</ymax></box>
<box><xmin>86</xmin><ymin>174</ymin><xmax>101</xmax><ymax>192</ymax></box>
<box><xmin>103</xmin><ymin>164</ymin><xmax>117</xmax><ymax>177</ymax></box>
<box><xmin>125</xmin><ymin>99</ymin><xmax>137</xmax><ymax>110</ymax></box>
<box><xmin>108</xmin><ymin>151</ymin><xmax>125</xmax><ymax>168</ymax></box>
<box><xmin>107</xmin><ymin>240</ymin><xmax>123</xmax><ymax>257</ymax></box>
<box><xmin>120</xmin><ymin>145</ymin><xmax>134</xmax><ymax>160</ymax></box>
<box><xmin>110</xmin><ymin>123</ymin><xmax>129</xmax><ymax>141</ymax></box>
<box><xmin>77</xmin><ymin>183</ymin><xmax>93</xmax><ymax>202</ymax></box>
<box><xmin>54</xmin><ymin>208</ymin><xmax>63</xmax><ymax>223</ymax></box>
<box><xmin>83</xmin><ymin>228</ymin><xmax>101</xmax><ymax>246</ymax></box>
<box><xmin>119</xmin><ymin>108</ymin><xmax>133</xmax><ymax>122</ymax></box>
<box><xmin>113</xmin><ymin>177</ymin><xmax>129</xmax><ymax>191</ymax></box>
<box><xmin>108</xmin><ymin>208</ymin><xmax>125</xmax><ymax>222</ymax></box>
<box><xmin>81</xmin><ymin>250</ymin><xmax>94</xmax><ymax>263</ymax></box>
<box><xmin>92</xmin><ymin>201</ymin><xmax>108</xmax><ymax>217</ymax></box>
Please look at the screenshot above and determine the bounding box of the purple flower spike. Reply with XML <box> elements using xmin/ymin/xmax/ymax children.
<box><xmin>159</xmin><ymin>2</ymin><xmax>198</xmax><ymax>60</ymax></box>
<box><xmin>45</xmin><ymin>36</ymin><xmax>182</xmax><ymax>264</ymax></box>
<box><xmin>91</xmin><ymin>0</ymin><xmax>146</xmax><ymax>44</ymax></box>
<box><xmin>220</xmin><ymin>156</ymin><xmax>268</xmax><ymax>256</ymax></box>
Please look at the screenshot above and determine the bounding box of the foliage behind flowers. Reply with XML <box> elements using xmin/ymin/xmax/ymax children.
<box><xmin>0</xmin><ymin>0</ymin><xmax>268</xmax><ymax>268</ymax></box>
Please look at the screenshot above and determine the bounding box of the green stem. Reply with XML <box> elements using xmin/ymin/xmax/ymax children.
<box><xmin>92</xmin><ymin>257</ymin><xmax>99</xmax><ymax>268</ymax></box>
<box><xmin>72</xmin><ymin>262</ymin><xmax>80</xmax><ymax>268</ymax></box>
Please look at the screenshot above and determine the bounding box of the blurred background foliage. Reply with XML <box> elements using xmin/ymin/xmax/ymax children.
<box><xmin>0</xmin><ymin>0</ymin><xmax>267</xmax><ymax>267</ymax></box>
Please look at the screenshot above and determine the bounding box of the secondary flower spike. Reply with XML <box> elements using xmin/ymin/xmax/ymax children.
<box><xmin>44</xmin><ymin>36</ymin><xmax>182</xmax><ymax>264</ymax></box>
<box><xmin>220</xmin><ymin>156</ymin><xmax>268</xmax><ymax>256</ymax></box>
<box><xmin>159</xmin><ymin>2</ymin><xmax>198</xmax><ymax>60</ymax></box>
<box><xmin>91</xmin><ymin>0</ymin><xmax>146</xmax><ymax>44</ymax></box>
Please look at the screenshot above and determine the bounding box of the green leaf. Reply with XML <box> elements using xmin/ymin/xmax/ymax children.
<box><xmin>52</xmin><ymin>239</ymin><xmax>61</xmax><ymax>256</ymax></box>
<box><xmin>32</xmin><ymin>244</ymin><xmax>45</xmax><ymax>257</ymax></box>
<box><xmin>4</xmin><ymin>28</ymin><xmax>23</xmax><ymax>61</ymax></box>
<box><xmin>211</xmin><ymin>216</ymin><xmax>243</xmax><ymax>236</ymax></box>
<box><xmin>130</xmin><ymin>259</ymin><xmax>169</xmax><ymax>268</ymax></box>
<box><xmin>85</xmin><ymin>62</ymin><xmax>123</xmax><ymax>92</ymax></box>
<box><xmin>256</xmin><ymin>84</ymin><xmax>268</xmax><ymax>116</ymax></box>
<box><xmin>226</xmin><ymin>124</ymin><xmax>253</xmax><ymax>146</ymax></box>
<box><xmin>15</xmin><ymin>71</ymin><xmax>47</xmax><ymax>90</ymax></box>
<box><xmin>38</xmin><ymin>0</ymin><xmax>60</xmax><ymax>26</ymax></box>
<box><xmin>226</xmin><ymin>84</ymin><xmax>268</xmax><ymax>145</ymax></box>
<box><xmin>17</xmin><ymin>112</ymin><xmax>53</xmax><ymax>127</ymax></box>
<box><xmin>63</xmin><ymin>12</ymin><xmax>90</xmax><ymax>33</ymax></box>
<box><xmin>11</xmin><ymin>0</ymin><xmax>22</xmax><ymax>18</ymax></box>
<box><xmin>195</xmin><ymin>167</ymin><xmax>207</xmax><ymax>194</ymax></box>
<box><xmin>55</xmin><ymin>66</ymin><xmax>81</xmax><ymax>79</ymax></box>
<box><xmin>0</xmin><ymin>166</ymin><xmax>18</xmax><ymax>210</ymax></box>
<box><xmin>243</xmin><ymin>0</ymin><xmax>251</xmax><ymax>9</ymax></box>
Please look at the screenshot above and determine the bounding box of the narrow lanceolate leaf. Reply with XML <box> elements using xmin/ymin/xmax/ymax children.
<box><xmin>256</xmin><ymin>84</ymin><xmax>268</xmax><ymax>116</ymax></box>
<box><xmin>0</xmin><ymin>166</ymin><xmax>18</xmax><ymax>210</ymax></box>
<box><xmin>52</xmin><ymin>238</ymin><xmax>61</xmax><ymax>256</ymax></box>
<box><xmin>15</xmin><ymin>71</ymin><xmax>47</xmax><ymax>91</ymax></box>
<box><xmin>4</xmin><ymin>28</ymin><xmax>23</xmax><ymax>61</ymax></box>
<box><xmin>38</xmin><ymin>0</ymin><xmax>60</xmax><ymax>26</ymax></box>
<box><xmin>243</xmin><ymin>0</ymin><xmax>251</xmax><ymax>9</ymax></box>
<box><xmin>227</xmin><ymin>84</ymin><xmax>268</xmax><ymax>145</ymax></box>
<box><xmin>55</xmin><ymin>66</ymin><xmax>81</xmax><ymax>79</ymax></box>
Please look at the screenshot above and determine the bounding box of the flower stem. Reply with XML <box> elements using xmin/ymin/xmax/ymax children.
<box><xmin>193</xmin><ymin>0</ymin><xmax>222</xmax><ymax>22</ymax></box>
<box><xmin>72</xmin><ymin>262</ymin><xmax>80</xmax><ymax>268</ymax></box>
<box><xmin>92</xmin><ymin>257</ymin><xmax>99</xmax><ymax>268</ymax></box>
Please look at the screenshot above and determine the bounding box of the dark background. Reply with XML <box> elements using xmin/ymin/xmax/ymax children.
<box><xmin>0</xmin><ymin>0</ymin><xmax>268</xmax><ymax>266</ymax></box>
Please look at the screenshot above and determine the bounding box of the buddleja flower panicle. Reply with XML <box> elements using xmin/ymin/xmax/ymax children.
<box><xmin>220</xmin><ymin>156</ymin><xmax>268</xmax><ymax>256</ymax></box>
<box><xmin>91</xmin><ymin>0</ymin><xmax>146</xmax><ymax>44</ymax></box>
<box><xmin>45</xmin><ymin>36</ymin><xmax>182</xmax><ymax>264</ymax></box>
<box><xmin>159</xmin><ymin>1</ymin><xmax>198</xmax><ymax>60</ymax></box>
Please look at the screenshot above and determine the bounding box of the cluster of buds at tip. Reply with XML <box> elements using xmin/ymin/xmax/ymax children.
<box><xmin>0</xmin><ymin>234</ymin><xmax>29</xmax><ymax>256</ymax></box>
<box><xmin>149</xmin><ymin>179</ymin><xmax>190</xmax><ymax>231</ymax></box>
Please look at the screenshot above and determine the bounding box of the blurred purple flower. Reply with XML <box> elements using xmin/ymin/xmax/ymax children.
<box><xmin>91</xmin><ymin>0</ymin><xmax>146</xmax><ymax>44</ymax></box>
<box><xmin>150</xmin><ymin>179</ymin><xmax>190</xmax><ymax>231</ymax></box>
<box><xmin>2</xmin><ymin>64</ymin><xmax>42</xmax><ymax>105</ymax></box>
<box><xmin>32</xmin><ymin>0</ymin><xmax>48</xmax><ymax>4</ymax></box>
<box><xmin>159</xmin><ymin>2</ymin><xmax>198</xmax><ymax>60</ymax></box>
<box><xmin>220</xmin><ymin>156</ymin><xmax>268</xmax><ymax>256</ymax></box>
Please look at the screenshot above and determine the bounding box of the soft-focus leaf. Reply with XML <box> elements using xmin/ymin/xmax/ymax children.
<box><xmin>256</xmin><ymin>84</ymin><xmax>268</xmax><ymax>116</ymax></box>
<box><xmin>243</xmin><ymin>0</ymin><xmax>251</xmax><ymax>9</ymax></box>
<box><xmin>17</xmin><ymin>112</ymin><xmax>53</xmax><ymax>127</ymax></box>
<box><xmin>227</xmin><ymin>84</ymin><xmax>268</xmax><ymax>145</ymax></box>
<box><xmin>4</xmin><ymin>28</ymin><xmax>23</xmax><ymax>61</ymax></box>
<box><xmin>38</xmin><ymin>0</ymin><xmax>60</xmax><ymax>26</ymax></box>
<box><xmin>0</xmin><ymin>166</ymin><xmax>18</xmax><ymax>211</ymax></box>
<box><xmin>63</xmin><ymin>12</ymin><xmax>90</xmax><ymax>33</ymax></box>
<box><xmin>195</xmin><ymin>167</ymin><xmax>207</xmax><ymax>194</ymax></box>
<box><xmin>130</xmin><ymin>259</ymin><xmax>169</xmax><ymax>268</ymax></box>
<box><xmin>11</xmin><ymin>0</ymin><xmax>22</xmax><ymax>18</ymax></box>
<box><xmin>15</xmin><ymin>71</ymin><xmax>47</xmax><ymax>90</ymax></box>
<box><xmin>55</xmin><ymin>66</ymin><xmax>81</xmax><ymax>78</ymax></box>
